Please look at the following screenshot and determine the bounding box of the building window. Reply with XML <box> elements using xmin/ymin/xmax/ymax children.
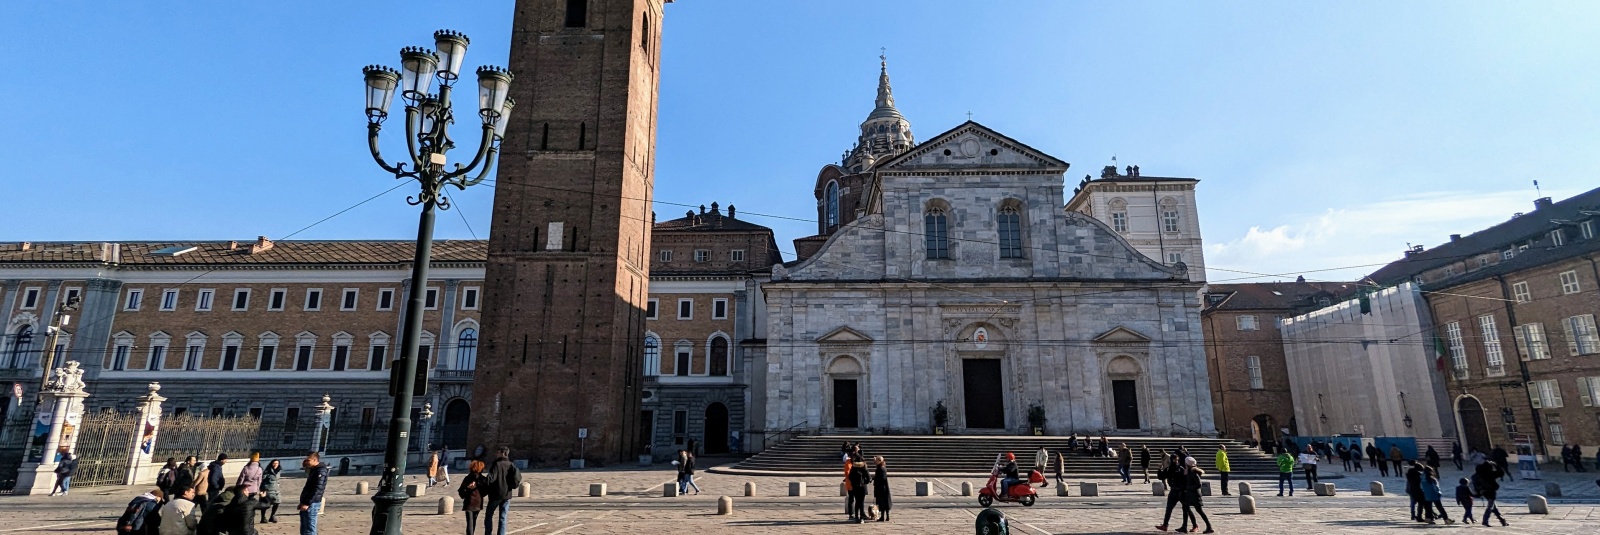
<box><xmin>1582</xmin><ymin>220</ymin><xmax>1595</xmax><ymax>240</ymax></box>
<box><xmin>184</xmin><ymin>344</ymin><xmax>203</xmax><ymax>371</ymax></box>
<box><xmin>672</xmin><ymin>410</ymin><xmax>688</xmax><ymax>444</ymax></box>
<box><xmin>268</xmin><ymin>289</ymin><xmax>286</xmax><ymax>311</ymax></box>
<box><xmin>1559</xmin><ymin>271</ymin><xmax>1581</xmax><ymax>294</ymax></box>
<box><xmin>456</xmin><ymin>328</ymin><xmax>478</xmax><ymax>371</ymax></box>
<box><xmin>332</xmin><ymin>344</ymin><xmax>350</xmax><ymax>371</ymax></box>
<box><xmin>232</xmin><ymin>289</ymin><xmax>251</xmax><ymax>311</ymax></box>
<box><xmin>730</xmin><ymin>250</ymin><xmax>745</xmax><ymax>262</ymax></box>
<box><xmin>709</xmin><ymin>336</ymin><xmax>729</xmax><ymax>377</ymax></box>
<box><xmin>125</xmin><ymin>289</ymin><xmax>143</xmax><ymax>311</ymax></box>
<box><xmin>677</xmin><ymin>299</ymin><xmax>693</xmax><ymax>320</ymax></box>
<box><xmin>1515</xmin><ymin>323</ymin><xmax>1551</xmax><ymax>361</ymax></box>
<box><xmin>1236</xmin><ymin>315</ymin><xmax>1258</xmax><ymax>331</ymax></box>
<box><xmin>283</xmin><ymin>408</ymin><xmax>300</xmax><ymax>445</ymax></box>
<box><xmin>1529</xmin><ymin>379</ymin><xmax>1563</xmax><ymax>409</ymax></box>
<box><xmin>147</xmin><ymin>344</ymin><xmax>166</xmax><ymax>371</ymax></box>
<box><xmin>304</xmin><ymin>289</ymin><xmax>323</xmax><ymax>311</ymax></box>
<box><xmin>5</xmin><ymin>326</ymin><xmax>33</xmax><ymax>369</ymax></box>
<box><xmin>21</xmin><ymin>288</ymin><xmax>40</xmax><ymax>309</ymax></box>
<box><xmin>712</xmin><ymin>298</ymin><xmax>728</xmax><ymax>320</ymax></box>
<box><xmin>694</xmin><ymin>249</ymin><xmax>710</xmax><ymax>262</ymax></box>
<box><xmin>674</xmin><ymin>343</ymin><xmax>691</xmax><ymax>377</ymax></box>
<box><xmin>111</xmin><ymin>343</ymin><xmax>131</xmax><ymax>371</ymax></box>
<box><xmin>424</xmin><ymin>288</ymin><xmax>440</xmax><ymax>310</ymax></box>
<box><xmin>1445</xmin><ymin>322</ymin><xmax>1468</xmax><ymax>372</ymax></box>
<box><xmin>1478</xmin><ymin>256</ymin><xmax>1490</xmax><ymax>268</ymax></box>
<box><xmin>646</xmin><ymin>299</ymin><xmax>658</xmax><ymax>320</ymax></box>
<box><xmin>659</xmin><ymin>250</ymin><xmax>673</xmax><ymax>263</ymax></box>
<box><xmin>368</xmin><ymin>340</ymin><xmax>388</xmax><ymax>372</ymax></box>
<box><xmin>1111</xmin><ymin>211</ymin><xmax>1128</xmax><ymax>233</ymax></box>
<box><xmin>925</xmin><ymin>207</ymin><xmax>950</xmax><ymax>259</ymax></box>
<box><xmin>295</xmin><ymin>339</ymin><xmax>315</xmax><ymax>371</ymax></box>
<box><xmin>1503</xmin><ymin>249</ymin><xmax>1515</xmax><ymax>260</ymax></box>
<box><xmin>195</xmin><ymin>289</ymin><xmax>214</xmax><ymax>311</ymax></box>
<box><xmin>1162</xmin><ymin>209</ymin><xmax>1180</xmax><ymax>233</ymax></box>
<box><xmin>461</xmin><ymin>287</ymin><xmax>479</xmax><ymax>310</ymax></box>
<box><xmin>341</xmin><ymin>289</ymin><xmax>359</xmax><ymax>311</ymax></box>
<box><xmin>643</xmin><ymin>335</ymin><xmax>661</xmax><ymax>377</ymax></box>
<box><xmin>161</xmin><ymin>289</ymin><xmax>179</xmax><ymax>311</ymax></box>
<box><xmin>258</xmin><ymin>344</ymin><xmax>276</xmax><ymax>371</ymax></box>
<box><xmin>1512</xmin><ymin>282</ymin><xmax>1531</xmax><ymax>303</ymax></box>
<box><xmin>1547</xmin><ymin>414</ymin><xmax>1565</xmax><ymax>445</ymax></box>
<box><xmin>1577</xmin><ymin>376</ymin><xmax>1600</xmax><ymax>407</ymax></box>
<box><xmin>825</xmin><ymin>181</ymin><xmax>840</xmax><ymax>229</ymax></box>
<box><xmin>221</xmin><ymin>343</ymin><xmax>239</xmax><ymax>371</ymax></box>
<box><xmin>1246</xmin><ymin>356</ymin><xmax>1263</xmax><ymax>389</ymax></box>
<box><xmin>998</xmin><ymin>206</ymin><xmax>1024</xmax><ymax>258</ymax></box>
<box><xmin>564</xmin><ymin>0</ymin><xmax>586</xmax><ymax>27</ymax></box>
<box><xmin>1166</xmin><ymin>252</ymin><xmax>1184</xmax><ymax>265</ymax></box>
<box><xmin>1563</xmin><ymin>314</ymin><xmax>1599</xmax><ymax>356</ymax></box>
<box><xmin>1479</xmin><ymin>315</ymin><xmax>1505</xmax><ymax>375</ymax></box>
<box><xmin>1551</xmin><ymin>229</ymin><xmax>1566</xmax><ymax>247</ymax></box>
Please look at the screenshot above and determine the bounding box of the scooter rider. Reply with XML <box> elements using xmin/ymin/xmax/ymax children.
<box><xmin>1000</xmin><ymin>453</ymin><xmax>1021</xmax><ymax>497</ymax></box>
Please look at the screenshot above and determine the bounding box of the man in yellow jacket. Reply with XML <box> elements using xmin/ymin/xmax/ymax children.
<box><xmin>1216</xmin><ymin>445</ymin><xmax>1232</xmax><ymax>496</ymax></box>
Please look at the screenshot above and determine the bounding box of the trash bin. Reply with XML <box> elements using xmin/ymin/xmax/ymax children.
<box><xmin>339</xmin><ymin>457</ymin><xmax>351</xmax><ymax>476</ymax></box>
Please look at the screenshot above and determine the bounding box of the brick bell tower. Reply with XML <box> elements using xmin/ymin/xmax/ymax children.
<box><xmin>470</xmin><ymin>0</ymin><xmax>665</xmax><ymax>464</ymax></box>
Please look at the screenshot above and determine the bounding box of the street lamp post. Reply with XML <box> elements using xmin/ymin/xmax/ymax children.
<box><xmin>34</xmin><ymin>294</ymin><xmax>82</xmax><ymax>407</ymax></box>
<box><xmin>361</xmin><ymin>29</ymin><xmax>513</xmax><ymax>535</ymax></box>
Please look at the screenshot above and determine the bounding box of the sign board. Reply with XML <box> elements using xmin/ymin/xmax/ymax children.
<box><xmin>578</xmin><ymin>427</ymin><xmax>588</xmax><ymax>439</ymax></box>
<box><xmin>1512</xmin><ymin>435</ymin><xmax>1541</xmax><ymax>480</ymax></box>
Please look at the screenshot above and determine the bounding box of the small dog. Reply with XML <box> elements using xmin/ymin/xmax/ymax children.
<box><xmin>865</xmin><ymin>505</ymin><xmax>879</xmax><ymax>520</ymax></box>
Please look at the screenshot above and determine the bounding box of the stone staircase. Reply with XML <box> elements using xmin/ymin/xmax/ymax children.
<box><xmin>729</xmin><ymin>435</ymin><xmax>1283</xmax><ymax>477</ymax></box>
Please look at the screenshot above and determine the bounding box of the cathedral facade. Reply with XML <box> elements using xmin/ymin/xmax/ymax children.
<box><xmin>761</xmin><ymin>63</ymin><xmax>1216</xmax><ymax>436</ymax></box>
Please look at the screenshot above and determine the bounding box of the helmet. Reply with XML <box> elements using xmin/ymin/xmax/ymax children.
<box><xmin>1005</xmin><ymin>452</ymin><xmax>1016</xmax><ymax>460</ymax></box>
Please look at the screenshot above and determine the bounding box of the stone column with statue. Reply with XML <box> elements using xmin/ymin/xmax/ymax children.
<box><xmin>123</xmin><ymin>382</ymin><xmax>166</xmax><ymax>485</ymax></box>
<box><xmin>310</xmin><ymin>394</ymin><xmax>334</xmax><ymax>455</ymax></box>
<box><xmin>15</xmin><ymin>361</ymin><xmax>90</xmax><ymax>494</ymax></box>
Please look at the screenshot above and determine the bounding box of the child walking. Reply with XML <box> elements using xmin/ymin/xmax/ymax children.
<box><xmin>1454</xmin><ymin>478</ymin><xmax>1475</xmax><ymax>524</ymax></box>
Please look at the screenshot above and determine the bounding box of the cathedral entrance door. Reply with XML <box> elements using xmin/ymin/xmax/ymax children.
<box><xmin>833</xmin><ymin>379</ymin><xmax>859</xmax><ymax>429</ymax></box>
<box><xmin>704</xmin><ymin>403</ymin><xmax>729</xmax><ymax>454</ymax></box>
<box><xmin>1112</xmin><ymin>380</ymin><xmax>1141</xmax><ymax>430</ymax></box>
<box><xmin>962</xmin><ymin>359</ymin><xmax>1005</xmax><ymax>429</ymax></box>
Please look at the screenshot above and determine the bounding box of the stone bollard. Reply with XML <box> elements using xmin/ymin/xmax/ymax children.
<box><xmin>1079</xmin><ymin>482</ymin><xmax>1099</xmax><ymax>497</ymax></box>
<box><xmin>1544</xmin><ymin>482</ymin><xmax>1562</xmax><ymax>498</ymax></box>
<box><xmin>717</xmin><ymin>496</ymin><xmax>734</xmax><ymax>515</ymax></box>
<box><xmin>437</xmin><ymin>496</ymin><xmax>455</xmax><ymax>515</ymax></box>
<box><xmin>961</xmin><ymin>482</ymin><xmax>973</xmax><ymax>496</ymax></box>
<box><xmin>1314</xmin><ymin>482</ymin><xmax>1336</xmax><ymax>496</ymax></box>
<box><xmin>1370</xmin><ymin>481</ymin><xmax>1384</xmax><ymax>496</ymax></box>
<box><xmin>788</xmin><ymin>482</ymin><xmax>807</xmax><ymax>497</ymax></box>
<box><xmin>664</xmin><ymin>483</ymin><xmax>680</xmax><ymax>497</ymax></box>
<box><xmin>1056</xmin><ymin>483</ymin><xmax>1070</xmax><ymax>497</ymax></box>
<box><xmin>1200</xmin><ymin>482</ymin><xmax>1213</xmax><ymax>496</ymax></box>
<box><xmin>915</xmin><ymin>481</ymin><xmax>931</xmax><ymax>496</ymax></box>
<box><xmin>1238</xmin><ymin>482</ymin><xmax>1252</xmax><ymax>496</ymax></box>
<box><xmin>1239</xmin><ymin>495</ymin><xmax>1256</xmax><ymax>514</ymax></box>
<box><xmin>1152</xmin><ymin>481</ymin><xmax>1166</xmax><ymax>496</ymax></box>
<box><xmin>589</xmin><ymin>483</ymin><xmax>607</xmax><ymax>497</ymax></box>
<box><xmin>743</xmin><ymin>482</ymin><xmax>755</xmax><ymax>497</ymax></box>
<box><xmin>356</xmin><ymin>481</ymin><xmax>369</xmax><ymax>495</ymax></box>
<box><xmin>518</xmin><ymin>482</ymin><xmax>532</xmax><ymax>498</ymax></box>
<box><xmin>1528</xmin><ymin>494</ymin><xmax>1548</xmax><ymax>514</ymax></box>
<box><xmin>406</xmin><ymin>483</ymin><xmax>426</xmax><ymax>497</ymax></box>
<box><xmin>840</xmin><ymin>482</ymin><xmax>849</xmax><ymax>497</ymax></box>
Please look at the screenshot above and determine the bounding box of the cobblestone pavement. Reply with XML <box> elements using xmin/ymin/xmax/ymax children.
<box><xmin>1</xmin><ymin>465</ymin><xmax>1596</xmax><ymax>534</ymax></box>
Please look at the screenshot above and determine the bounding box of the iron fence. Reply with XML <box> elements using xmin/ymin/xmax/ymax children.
<box><xmin>0</xmin><ymin>416</ymin><xmax>34</xmax><ymax>492</ymax></box>
<box><xmin>69</xmin><ymin>412</ymin><xmax>142</xmax><ymax>488</ymax></box>
<box><xmin>152</xmin><ymin>415</ymin><xmax>262</xmax><ymax>464</ymax></box>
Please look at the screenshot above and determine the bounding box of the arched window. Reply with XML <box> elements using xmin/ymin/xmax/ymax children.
<box><xmin>1109</xmin><ymin>198</ymin><xmax>1129</xmax><ymax>233</ymax></box>
<box><xmin>925</xmin><ymin>206</ymin><xmax>950</xmax><ymax>259</ymax></box>
<box><xmin>7</xmin><ymin>325</ymin><xmax>33</xmax><ymax>368</ymax></box>
<box><xmin>824</xmin><ymin>181</ymin><xmax>840</xmax><ymax>229</ymax></box>
<box><xmin>455</xmin><ymin>328</ymin><xmax>478</xmax><ymax>371</ymax></box>
<box><xmin>709</xmin><ymin>336</ymin><xmax>729</xmax><ymax>377</ymax></box>
<box><xmin>998</xmin><ymin>205</ymin><xmax>1024</xmax><ymax>258</ymax></box>
<box><xmin>643</xmin><ymin>335</ymin><xmax>661</xmax><ymax>377</ymax></box>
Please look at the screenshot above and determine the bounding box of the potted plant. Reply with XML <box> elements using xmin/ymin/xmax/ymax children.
<box><xmin>932</xmin><ymin>401</ymin><xmax>949</xmax><ymax>435</ymax></box>
<box><xmin>1027</xmin><ymin>404</ymin><xmax>1047</xmax><ymax>436</ymax></box>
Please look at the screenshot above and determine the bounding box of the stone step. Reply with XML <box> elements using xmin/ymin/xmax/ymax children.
<box><xmin>735</xmin><ymin>434</ymin><xmax>1284</xmax><ymax>476</ymax></box>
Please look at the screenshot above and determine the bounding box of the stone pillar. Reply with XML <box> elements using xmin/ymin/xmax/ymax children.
<box><xmin>14</xmin><ymin>361</ymin><xmax>89</xmax><ymax>495</ymax></box>
<box><xmin>124</xmin><ymin>383</ymin><xmax>166</xmax><ymax>485</ymax></box>
<box><xmin>418</xmin><ymin>403</ymin><xmax>435</xmax><ymax>457</ymax></box>
<box><xmin>310</xmin><ymin>394</ymin><xmax>334</xmax><ymax>455</ymax></box>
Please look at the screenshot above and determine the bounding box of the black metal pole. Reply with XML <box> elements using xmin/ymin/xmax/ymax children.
<box><xmin>370</xmin><ymin>195</ymin><xmax>436</xmax><ymax>535</ymax></box>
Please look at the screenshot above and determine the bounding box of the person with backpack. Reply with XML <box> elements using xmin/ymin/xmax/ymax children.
<box><xmin>1180</xmin><ymin>458</ymin><xmax>1215</xmax><ymax>534</ymax></box>
<box><xmin>482</xmin><ymin>446</ymin><xmax>521</xmax><ymax>535</ymax></box>
<box><xmin>1420</xmin><ymin>466</ymin><xmax>1452</xmax><ymax>524</ymax></box>
<box><xmin>458</xmin><ymin>460</ymin><xmax>487</xmax><ymax>535</ymax></box>
<box><xmin>116</xmin><ymin>488</ymin><xmax>164</xmax><ymax>534</ymax></box>
<box><xmin>156</xmin><ymin>458</ymin><xmax>179</xmax><ymax>498</ymax></box>
<box><xmin>50</xmin><ymin>451</ymin><xmax>77</xmax><ymax>496</ymax></box>
<box><xmin>1472</xmin><ymin>461</ymin><xmax>1508</xmax><ymax>526</ymax></box>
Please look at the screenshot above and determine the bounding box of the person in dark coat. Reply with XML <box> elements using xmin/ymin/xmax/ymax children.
<box><xmin>1425</xmin><ymin>445</ymin><xmax>1442</xmax><ymax>471</ymax></box>
<box><xmin>1490</xmin><ymin>446</ymin><xmax>1513</xmax><ymax>481</ymax></box>
<box><xmin>156</xmin><ymin>458</ymin><xmax>179</xmax><ymax>499</ymax></box>
<box><xmin>259</xmin><ymin>460</ymin><xmax>282</xmax><ymax>523</ymax></box>
<box><xmin>1139</xmin><ymin>445</ymin><xmax>1153</xmax><ymax>483</ymax></box>
<box><xmin>196</xmin><ymin>486</ymin><xmax>236</xmax><ymax>535</ymax></box>
<box><xmin>1366</xmin><ymin>444</ymin><xmax>1384</xmax><ymax>474</ymax></box>
<box><xmin>1155</xmin><ymin>455</ymin><xmax>1187</xmax><ymax>532</ymax></box>
<box><xmin>1336</xmin><ymin>443</ymin><xmax>1351</xmax><ymax>471</ymax></box>
<box><xmin>1180</xmin><ymin>458</ymin><xmax>1214</xmax><ymax>533</ymax></box>
<box><xmin>173</xmin><ymin>457</ymin><xmax>200</xmax><ymax>495</ymax></box>
<box><xmin>298</xmin><ymin>453</ymin><xmax>328</xmax><ymax>535</ymax></box>
<box><xmin>199</xmin><ymin>454</ymin><xmax>228</xmax><ymax>508</ymax></box>
<box><xmin>1451</xmin><ymin>441</ymin><xmax>1465</xmax><ymax>471</ymax></box>
<box><xmin>458</xmin><ymin>460</ymin><xmax>487</xmax><ymax>535</ymax></box>
<box><xmin>1404</xmin><ymin>461</ymin><xmax>1425</xmax><ymax>521</ymax></box>
<box><xmin>223</xmin><ymin>484</ymin><xmax>272</xmax><ymax>535</ymax></box>
<box><xmin>50</xmin><ymin>451</ymin><xmax>77</xmax><ymax>496</ymax></box>
<box><xmin>1473</xmin><ymin>461</ymin><xmax>1508</xmax><ymax>526</ymax></box>
<box><xmin>846</xmin><ymin>460</ymin><xmax>870</xmax><ymax>523</ymax></box>
<box><xmin>482</xmin><ymin>447</ymin><xmax>521</xmax><ymax>535</ymax></box>
<box><xmin>871</xmin><ymin>456</ymin><xmax>892</xmax><ymax>522</ymax></box>
<box><xmin>116</xmin><ymin>489</ymin><xmax>164</xmax><ymax>535</ymax></box>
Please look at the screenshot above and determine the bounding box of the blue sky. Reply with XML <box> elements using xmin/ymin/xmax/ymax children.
<box><xmin>5</xmin><ymin>1</ymin><xmax>1598</xmax><ymax>282</ymax></box>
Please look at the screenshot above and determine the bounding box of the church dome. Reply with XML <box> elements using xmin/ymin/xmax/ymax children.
<box><xmin>845</xmin><ymin>56</ymin><xmax>914</xmax><ymax>173</ymax></box>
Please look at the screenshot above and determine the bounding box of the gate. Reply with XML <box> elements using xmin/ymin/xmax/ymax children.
<box><xmin>153</xmin><ymin>415</ymin><xmax>262</xmax><ymax>463</ymax></box>
<box><xmin>0</xmin><ymin>416</ymin><xmax>33</xmax><ymax>492</ymax></box>
<box><xmin>70</xmin><ymin>412</ymin><xmax>142</xmax><ymax>488</ymax></box>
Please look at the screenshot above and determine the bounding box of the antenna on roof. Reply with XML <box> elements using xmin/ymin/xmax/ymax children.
<box><xmin>1533</xmin><ymin>179</ymin><xmax>1542</xmax><ymax>197</ymax></box>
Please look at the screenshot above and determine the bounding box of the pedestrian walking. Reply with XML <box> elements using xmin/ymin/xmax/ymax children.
<box><xmin>1490</xmin><ymin>446</ymin><xmax>1513</xmax><ymax>481</ymax></box>
<box><xmin>200</xmin><ymin>454</ymin><xmax>228</xmax><ymax>508</ymax></box>
<box><xmin>1299</xmin><ymin>445</ymin><xmax>1319</xmax><ymax>489</ymax></box>
<box><xmin>1117</xmin><ymin>443</ymin><xmax>1133</xmax><ymax>484</ymax></box>
<box><xmin>1181</xmin><ymin>458</ymin><xmax>1215</xmax><ymax>534</ymax></box>
<box><xmin>1388</xmin><ymin>445</ymin><xmax>1404</xmax><ymax>475</ymax></box>
<box><xmin>872</xmin><ymin>456</ymin><xmax>892</xmax><ymax>522</ymax></box>
<box><xmin>1140</xmin><ymin>444</ymin><xmax>1153</xmax><ymax>484</ymax></box>
<box><xmin>1365</xmin><ymin>444</ymin><xmax>1383</xmax><ymax>473</ymax></box>
<box><xmin>50</xmin><ymin>451</ymin><xmax>76</xmax><ymax>496</ymax></box>
<box><xmin>1156</xmin><ymin>455</ymin><xmax>1187</xmax><ymax>531</ymax></box>
<box><xmin>298</xmin><ymin>452</ymin><xmax>328</xmax><ymax>535</ymax></box>
<box><xmin>846</xmin><ymin>460</ymin><xmax>870</xmax><ymax>523</ymax></box>
<box><xmin>437</xmin><ymin>444</ymin><xmax>452</xmax><ymax>485</ymax></box>
<box><xmin>116</xmin><ymin>488</ymin><xmax>164</xmax><ymax>534</ymax></box>
<box><xmin>1562</xmin><ymin>445</ymin><xmax>1576</xmax><ymax>472</ymax></box>
<box><xmin>1350</xmin><ymin>443</ymin><xmax>1364</xmax><ymax>472</ymax></box>
<box><xmin>157</xmin><ymin>458</ymin><xmax>179</xmax><ymax>498</ymax></box>
<box><xmin>174</xmin><ymin>457</ymin><xmax>200</xmax><ymax>496</ymax></box>
<box><xmin>482</xmin><ymin>447</ymin><xmax>521</xmax><ymax>535</ymax></box>
<box><xmin>428</xmin><ymin>445</ymin><xmax>443</xmax><ymax>488</ymax></box>
<box><xmin>159</xmin><ymin>486</ymin><xmax>200</xmax><ymax>535</ymax></box>
<box><xmin>680</xmin><ymin>451</ymin><xmax>701</xmax><ymax>495</ymax></box>
<box><xmin>1336</xmin><ymin>443</ymin><xmax>1351</xmax><ymax>471</ymax></box>
<box><xmin>1572</xmin><ymin>445</ymin><xmax>1586</xmax><ymax>472</ymax></box>
<box><xmin>1451</xmin><ymin>441</ymin><xmax>1464</xmax><ymax>471</ymax></box>
<box><xmin>1420</xmin><ymin>467</ymin><xmax>1452</xmax><ymax>524</ymax></box>
<box><xmin>1424</xmin><ymin>445</ymin><xmax>1442</xmax><ymax>472</ymax></box>
<box><xmin>1054</xmin><ymin>450</ymin><xmax>1067</xmax><ymax>487</ymax></box>
<box><xmin>1454</xmin><ymin>477</ymin><xmax>1475</xmax><ymax>523</ymax></box>
<box><xmin>1403</xmin><ymin>461</ymin><xmax>1424</xmax><ymax>521</ymax></box>
<box><xmin>1466</xmin><ymin>447</ymin><xmax>1485</xmax><ymax>474</ymax></box>
<box><xmin>236</xmin><ymin>453</ymin><xmax>263</xmax><ymax>495</ymax></box>
<box><xmin>259</xmin><ymin>460</ymin><xmax>282</xmax><ymax>524</ymax></box>
<box><xmin>1472</xmin><ymin>461</ymin><xmax>1508</xmax><ymax>526</ymax></box>
<box><xmin>458</xmin><ymin>460</ymin><xmax>486</xmax><ymax>535</ymax></box>
<box><xmin>1033</xmin><ymin>447</ymin><xmax>1049</xmax><ymax>488</ymax></box>
<box><xmin>1275</xmin><ymin>450</ymin><xmax>1296</xmax><ymax>496</ymax></box>
<box><xmin>1215</xmin><ymin>445</ymin><xmax>1231</xmax><ymax>495</ymax></box>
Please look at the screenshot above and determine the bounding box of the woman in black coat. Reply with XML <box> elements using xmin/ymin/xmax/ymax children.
<box><xmin>846</xmin><ymin>461</ymin><xmax>871</xmax><ymax>523</ymax></box>
<box><xmin>1181</xmin><ymin>459</ymin><xmax>1214</xmax><ymax>533</ymax></box>
<box><xmin>871</xmin><ymin>456</ymin><xmax>892</xmax><ymax>522</ymax></box>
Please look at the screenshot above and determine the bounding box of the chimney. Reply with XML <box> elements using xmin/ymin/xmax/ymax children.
<box><xmin>1449</xmin><ymin>234</ymin><xmax>1461</xmax><ymax>242</ymax></box>
<box><xmin>728</xmin><ymin>205</ymin><xmax>736</xmax><ymax>219</ymax></box>
<box><xmin>710</xmin><ymin>201</ymin><xmax>720</xmax><ymax>215</ymax></box>
<box><xmin>228</xmin><ymin>240</ymin><xmax>239</xmax><ymax>250</ymax></box>
<box><xmin>1533</xmin><ymin>197</ymin><xmax>1553</xmax><ymax>211</ymax></box>
<box><xmin>249</xmin><ymin>235</ymin><xmax>274</xmax><ymax>254</ymax></box>
<box><xmin>19</xmin><ymin>242</ymin><xmax>31</xmax><ymax>251</ymax></box>
<box><xmin>699</xmin><ymin>204</ymin><xmax>707</xmax><ymax>215</ymax></box>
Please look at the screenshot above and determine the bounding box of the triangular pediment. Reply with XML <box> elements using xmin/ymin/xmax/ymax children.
<box><xmin>817</xmin><ymin>326</ymin><xmax>874</xmax><ymax>344</ymax></box>
<box><xmin>877</xmin><ymin>121</ymin><xmax>1069</xmax><ymax>172</ymax></box>
<box><xmin>1093</xmin><ymin>326</ymin><xmax>1151</xmax><ymax>344</ymax></box>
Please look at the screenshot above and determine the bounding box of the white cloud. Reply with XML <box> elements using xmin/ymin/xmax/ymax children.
<box><xmin>1204</xmin><ymin>189</ymin><xmax>1571</xmax><ymax>282</ymax></box>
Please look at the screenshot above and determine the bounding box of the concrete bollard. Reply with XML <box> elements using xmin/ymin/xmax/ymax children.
<box><xmin>1152</xmin><ymin>481</ymin><xmax>1166</xmax><ymax>496</ymax></box>
<box><xmin>788</xmin><ymin>482</ymin><xmax>807</xmax><ymax>497</ymax></box>
<box><xmin>437</xmin><ymin>496</ymin><xmax>455</xmax><ymax>515</ymax></box>
<box><xmin>1528</xmin><ymin>494</ymin><xmax>1548</xmax><ymax>514</ymax></box>
<box><xmin>1239</xmin><ymin>495</ymin><xmax>1256</xmax><ymax>514</ymax></box>
<box><xmin>1370</xmin><ymin>481</ymin><xmax>1384</xmax><ymax>496</ymax></box>
<box><xmin>1079</xmin><ymin>482</ymin><xmax>1099</xmax><ymax>497</ymax></box>
<box><xmin>406</xmin><ymin>483</ymin><xmax>426</xmax><ymax>497</ymax></box>
<box><xmin>915</xmin><ymin>481</ymin><xmax>931</xmax><ymax>496</ymax></box>
<box><xmin>356</xmin><ymin>481</ymin><xmax>369</xmax><ymax>495</ymax></box>
<box><xmin>743</xmin><ymin>482</ymin><xmax>755</xmax><ymax>497</ymax></box>
<box><xmin>1056</xmin><ymin>483</ymin><xmax>1070</xmax><ymax>497</ymax></box>
<box><xmin>663</xmin><ymin>483</ymin><xmax>679</xmax><ymax>497</ymax></box>
<box><xmin>1544</xmin><ymin>482</ymin><xmax>1562</xmax><ymax>498</ymax></box>
<box><xmin>589</xmin><ymin>483</ymin><xmax>607</xmax><ymax>497</ymax></box>
<box><xmin>1314</xmin><ymin>483</ymin><xmax>1336</xmax><ymax>496</ymax></box>
<box><xmin>840</xmin><ymin>482</ymin><xmax>848</xmax><ymax>496</ymax></box>
<box><xmin>518</xmin><ymin>482</ymin><xmax>532</xmax><ymax>498</ymax></box>
<box><xmin>1238</xmin><ymin>482</ymin><xmax>1251</xmax><ymax>496</ymax></box>
<box><xmin>717</xmin><ymin>496</ymin><xmax>734</xmax><ymax>515</ymax></box>
<box><xmin>961</xmin><ymin>482</ymin><xmax>973</xmax><ymax>496</ymax></box>
<box><xmin>1200</xmin><ymin>482</ymin><xmax>1213</xmax><ymax>496</ymax></box>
